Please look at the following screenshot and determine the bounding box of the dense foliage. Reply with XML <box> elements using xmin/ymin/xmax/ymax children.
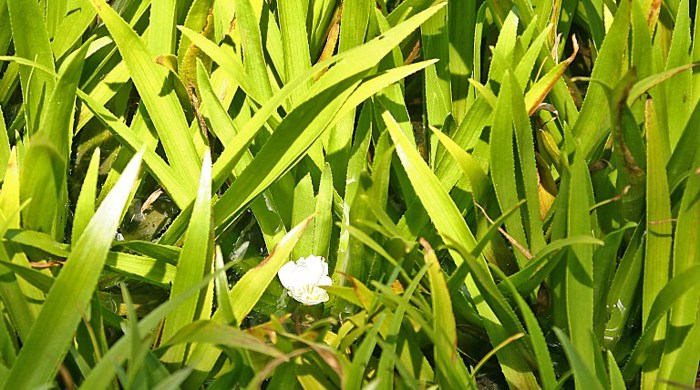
<box><xmin>0</xmin><ymin>0</ymin><xmax>699</xmax><ymax>388</ymax></box>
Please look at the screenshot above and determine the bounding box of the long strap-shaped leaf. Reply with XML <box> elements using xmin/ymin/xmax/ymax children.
<box><xmin>88</xmin><ymin>0</ymin><xmax>200</xmax><ymax>192</ymax></box>
<box><xmin>6</xmin><ymin>0</ymin><xmax>55</xmax><ymax>135</ymax></box>
<box><xmin>0</xmin><ymin>150</ymin><xmax>39</xmax><ymax>341</ymax></box>
<box><xmin>77</xmin><ymin>89</ymin><xmax>189</xmax><ymax>208</ymax></box>
<box><xmin>575</xmin><ymin>0</ymin><xmax>631</xmax><ymax>159</ymax></box>
<box><xmin>565</xmin><ymin>154</ymin><xmax>596</xmax><ymax>386</ymax></box>
<box><xmin>235</xmin><ymin>0</ymin><xmax>272</xmax><ymax>100</ymax></box>
<box><xmin>175</xmin><ymin>5</ymin><xmax>445</xmax><ymax>199</ymax></box>
<box><xmin>80</xmin><ymin>263</ymin><xmax>233</xmax><ymax>389</ymax></box>
<box><xmin>382</xmin><ymin>109</ymin><xmax>540</xmax><ymax>389</ymax></box>
<box><xmin>20</xmin><ymin>39</ymin><xmax>90</xmax><ymax>241</ymax></box>
<box><xmin>489</xmin><ymin>72</ymin><xmax>534</xmax><ymax>267</ymax></box>
<box><xmin>3</xmin><ymin>151</ymin><xmax>143</xmax><ymax>390</ymax></box>
<box><xmin>657</xmin><ymin>124</ymin><xmax>700</xmax><ymax>385</ymax></box>
<box><xmin>212</xmin><ymin>60</ymin><xmax>438</xmax><ymax>234</ymax></box>
<box><xmin>182</xmin><ymin>215</ymin><xmax>315</xmax><ymax>388</ymax></box>
<box><xmin>161</xmin><ymin>151</ymin><xmax>213</xmax><ymax>365</ymax></box>
<box><xmin>424</xmin><ymin>240</ymin><xmax>472</xmax><ymax>389</ymax></box>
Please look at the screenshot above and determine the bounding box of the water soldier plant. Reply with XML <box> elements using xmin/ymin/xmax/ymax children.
<box><xmin>0</xmin><ymin>0</ymin><xmax>699</xmax><ymax>388</ymax></box>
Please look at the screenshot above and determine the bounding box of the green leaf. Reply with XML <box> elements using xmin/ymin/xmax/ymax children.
<box><xmin>640</xmin><ymin>98</ymin><xmax>673</xmax><ymax>387</ymax></box>
<box><xmin>277</xmin><ymin>0</ymin><xmax>312</xmax><ymax>105</ymax></box>
<box><xmin>667</xmin><ymin>100</ymin><xmax>700</xmax><ymax>192</ymax></box>
<box><xmin>162</xmin><ymin>320</ymin><xmax>284</xmax><ymax>359</ymax></box>
<box><xmin>51</xmin><ymin>0</ymin><xmax>97</xmax><ymax>59</ymax></box>
<box><xmin>212</xmin><ymin>78</ymin><xmax>358</xmax><ymax>234</ymax></box>
<box><xmin>376</xmin><ymin>262</ymin><xmax>432</xmax><ymax>390</ymax></box>
<box><xmin>80</xmin><ymin>262</ymin><xmax>233</xmax><ymax>389</ymax></box>
<box><xmin>6</xmin><ymin>0</ymin><xmax>56</xmax><ymax>134</ymax></box>
<box><xmin>382</xmin><ymin>108</ymin><xmax>539</xmax><ymax>388</ymax></box>
<box><xmin>196</xmin><ymin>5</ymin><xmax>445</xmax><ymax>199</ymax></box>
<box><xmin>3</xmin><ymin>151</ymin><xmax>143</xmax><ymax>389</ymax></box>
<box><xmin>0</xmin><ymin>259</ymin><xmax>53</xmax><ymax>294</ymax></box>
<box><xmin>180</xmin><ymin>215</ymin><xmax>315</xmax><ymax>387</ymax></box>
<box><xmin>151</xmin><ymin>0</ymin><xmax>178</xmax><ymax>55</ymax></box>
<box><xmin>291</xmin><ymin>174</ymin><xmax>315</xmax><ymax>261</ymax></box>
<box><xmin>0</xmin><ymin>150</ymin><xmax>40</xmax><ymax>340</ymax></box>
<box><xmin>608</xmin><ymin>351</ymin><xmax>626</xmax><ymax>390</ymax></box>
<box><xmin>626</xmin><ymin>64</ymin><xmax>699</xmax><ymax>106</ymax></box>
<box><xmin>76</xmin><ymin>59</ymin><xmax>130</xmax><ymax>131</ymax></box>
<box><xmin>423</xmin><ymin>239</ymin><xmax>471</xmax><ymax>389</ymax></box>
<box><xmin>21</xmin><ymin>39</ymin><xmax>90</xmax><ymax>240</ymax></box>
<box><xmin>235</xmin><ymin>0</ymin><xmax>272</xmax><ymax>100</ymax></box>
<box><xmin>88</xmin><ymin>0</ymin><xmax>200</xmax><ymax>191</ymax></box>
<box><xmin>345</xmin><ymin>314</ymin><xmax>386</xmax><ymax>390</ymax></box>
<box><xmin>565</xmin><ymin>154</ymin><xmax>596</xmax><ymax>384</ymax></box>
<box><xmin>161</xmin><ymin>150</ymin><xmax>213</xmax><ymax>365</ymax></box>
<box><xmin>72</xmin><ymin>148</ymin><xmax>100</xmax><ymax>242</ymax></box>
<box><xmin>421</xmin><ymin>5</ymin><xmax>451</xmax><ymax>129</ymax></box>
<box><xmin>0</xmin><ymin>108</ymin><xmax>10</xmax><ymax>181</ymax></box>
<box><xmin>663</xmin><ymin>0</ymin><xmax>693</xmax><ymax>149</ymax></box>
<box><xmin>493</xmin><ymin>265</ymin><xmax>557</xmax><ymax>389</ymax></box>
<box><xmin>177</xmin><ymin>25</ymin><xmax>260</xmax><ymax>104</ymax></box>
<box><xmin>487</xmin><ymin>12</ymin><xmax>518</xmax><ymax>86</ymax></box>
<box><xmin>623</xmin><ymin>265</ymin><xmax>700</xmax><ymax>379</ymax></box>
<box><xmin>658</xmin><ymin>134</ymin><xmax>700</xmax><ymax>386</ymax></box>
<box><xmin>604</xmin><ymin>224</ymin><xmax>645</xmax><ymax>348</ymax></box>
<box><xmin>77</xmin><ymin>90</ymin><xmax>190</xmax><ymax>208</ymax></box>
<box><xmin>312</xmin><ymin>164</ymin><xmax>333</xmax><ymax>261</ymax></box>
<box><xmin>553</xmin><ymin>328</ymin><xmax>603</xmax><ymax>389</ymax></box>
<box><xmin>503</xmin><ymin>235</ymin><xmax>605</xmax><ymax>297</ymax></box>
<box><xmin>212</xmin><ymin>247</ymin><xmax>234</xmax><ymax>325</ymax></box>
<box><xmin>448</xmin><ymin>0</ymin><xmax>476</xmax><ymax>121</ymax></box>
<box><xmin>490</xmin><ymin>71</ymin><xmax>531</xmax><ymax>266</ymax></box>
<box><xmin>575</xmin><ymin>0</ymin><xmax>631</xmax><ymax>159</ymax></box>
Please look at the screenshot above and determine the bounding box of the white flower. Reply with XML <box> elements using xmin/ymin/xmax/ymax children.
<box><xmin>277</xmin><ymin>256</ymin><xmax>332</xmax><ymax>305</ymax></box>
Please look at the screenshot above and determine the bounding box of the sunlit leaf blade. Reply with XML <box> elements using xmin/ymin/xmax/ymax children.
<box><xmin>1</xmin><ymin>0</ymin><xmax>699</xmax><ymax>387</ymax></box>
<box><xmin>6</xmin><ymin>0</ymin><xmax>55</xmax><ymax>134</ymax></box>
<box><xmin>490</xmin><ymin>71</ymin><xmax>531</xmax><ymax>266</ymax></box>
<box><xmin>278</xmin><ymin>0</ymin><xmax>312</xmax><ymax>105</ymax></box>
<box><xmin>77</xmin><ymin>90</ymin><xmax>190</xmax><ymax>208</ymax></box>
<box><xmin>181</xmin><ymin>215</ymin><xmax>315</xmax><ymax>387</ymax></box>
<box><xmin>212</xmin><ymin>78</ymin><xmax>358</xmax><ymax>233</ymax></box>
<box><xmin>658</xmin><ymin>138</ymin><xmax>700</xmax><ymax>386</ymax></box>
<box><xmin>88</xmin><ymin>0</ymin><xmax>200</xmax><ymax>191</ymax></box>
<box><xmin>565</xmin><ymin>154</ymin><xmax>596</xmax><ymax>384</ymax></box>
<box><xmin>50</xmin><ymin>0</ymin><xmax>97</xmax><ymax>59</ymax></box>
<box><xmin>0</xmin><ymin>150</ymin><xmax>39</xmax><ymax>340</ymax></box>
<box><xmin>575</xmin><ymin>0</ymin><xmax>631</xmax><ymax>159</ymax></box>
<box><xmin>163</xmin><ymin>320</ymin><xmax>284</xmax><ymax>359</ymax></box>
<box><xmin>553</xmin><ymin>328</ymin><xmax>603</xmax><ymax>389</ymax></box>
<box><xmin>641</xmin><ymin>98</ymin><xmax>673</xmax><ymax>387</ymax></box>
<box><xmin>4</xmin><ymin>151</ymin><xmax>143</xmax><ymax>389</ymax></box>
<box><xmin>0</xmin><ymin>109</ymin><xmax>9</xmax><ymax>181</ymax></box>
<box><xmin>423</xmin><ymin>239</ymin><xmax>471</xmax><ymax>389</ymax></box>
<box><xmin>80</xmin><ymin>264</ymin><xmax>232</xmax><ymax>389</ymax></box>
<box><xmin>383</xmin><ymin>109</ymin><xmax>539</xmax><ymax>388</ymax></box>
<box><xmin>21</xmin><ymin>40</ymin><xmax>89</xmax><ymax>240</ymax></box>
<box><xmin>234</xmin><ymin>0</ymin><xmax>272</xmax><ymax>100</ymax></box>
<box><xmin>161</xmin><ymin>151</ymin><xmax>213</xmax><ymax>365</ymax></box>
<box><xmin>71</xmin><ymin>148</ymin><xmax>100</xmax><ymax>242</ymax></box>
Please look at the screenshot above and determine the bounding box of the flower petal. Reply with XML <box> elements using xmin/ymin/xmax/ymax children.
<box><xmin>277</xmin><ymin>261</ymin><xmax>298</xmax><ymax>289</ymax></box>
<box><xmin>277</xmin><ymin>255</ymin><xmax>332</xmax><ymax>305</ymax></box>
<box><xmin>317</xmin><ymin>276</ymin><xmax>332</xmax><ymax>286</ymax></box>
<box><xmin>298</xmin><ymin>256</ymin><xmax>326</xmax><ymax>283</ymax></box>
